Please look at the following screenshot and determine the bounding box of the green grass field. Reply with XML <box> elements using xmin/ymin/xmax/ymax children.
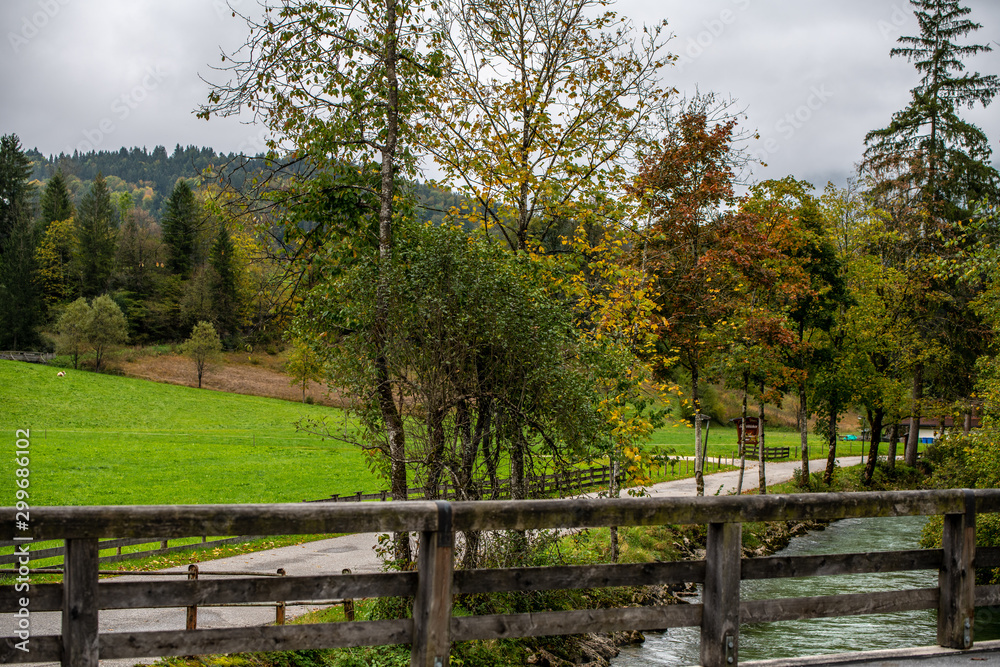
<box><xmin>1</xmin><ymin>359</ymin><xmax>887</xmax><ymax>509</ymax></box>
<box><xmin>0</xmin><ymin>360</ymin><xmax>376</xmax><ymax>506</ymax></box>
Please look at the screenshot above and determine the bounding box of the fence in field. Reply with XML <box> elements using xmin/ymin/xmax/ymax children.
<box><xmin>3</xmin><ymin>489</ymin><xmax>999</xmax><ymax>666</ymax></box>
<box><xmin>0</xmin><ymin>535</ymin><xmax>260</xmax><ymax>567</ymax></box>
<box><xmin>740</xmin><ymin>445</ymin><xmax>791</xmax><ymax>461</ymax></box>
<box><xmin>0</xmin><ymin>350</ymin><xmax>53</xmax><ymax>363</ymax></box>
<box><xmin>306</xmin><ymin>465</ymin><xmax>624</xmax><ymax>503</ymax></box>
<box><xmin>307</xmin><ymin>458</ymin><xmax>745</xmax><ymax>505</ymax></box>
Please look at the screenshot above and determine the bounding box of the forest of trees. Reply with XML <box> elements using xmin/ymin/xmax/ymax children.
<box><xmin>2</xmin><ymin>0</ymin><xmax>999</xmax><ymax>571</ymax></box>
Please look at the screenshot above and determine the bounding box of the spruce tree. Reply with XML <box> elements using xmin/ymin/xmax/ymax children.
<box><xmin>0</xmin><ymin>134</ymin><xmax>33</xmax><ymax>250</ymax></box>
<box><xmin>863</xmin><ymin>0</ymin><xmax>1000</xmax><ymax>221</ymax></box>
<box><xmin>162</xmin><ymin>179</ymin><xmax>199</xmax><ymax>278</ymax></box>
<box><xmin>209</xmin><ymin>223</ymin><xmax>239</xmax><ymax>340</ymax></box>
<box><xmin>40</xmin><ymin>170</ymin><xmax>74</xmax><ymax>226</ymax></box>
<box><xmin>0</xmin><ymin>134</ymin><xmax>40</xmax><ymax>349</ymax></box>
<box><xmin>75</xmin><ymin>173</ymin><xmax>118</xmax><ymax>297</ymax></box>
<box><xmin>862</xmin><ymin>0</ymin><xmax>1000</xmax><ymax>466</ymax></box>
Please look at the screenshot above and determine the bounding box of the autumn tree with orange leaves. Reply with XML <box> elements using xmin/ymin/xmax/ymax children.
<box><xmin>630</xmin><ymin>98</ymin><xmax>753</xmax><ymax>496</ymax></box>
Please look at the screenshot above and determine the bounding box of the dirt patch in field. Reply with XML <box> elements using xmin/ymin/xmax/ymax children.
<box><xmin>119</xmin><ymin>353</ymin><xmax>350</xmax><ymax>408</ymax></box>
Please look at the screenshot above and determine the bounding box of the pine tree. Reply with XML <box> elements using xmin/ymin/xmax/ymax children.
<box><xmin>40</xmin><ymin>170</ymin><xmax>74</xmax><ymax>226</ymax></box>
<box><xmin>0</xmin><ymin>134</ymin><xmax>40</xmax><ymax>349</ymax></box>
<box><xmin>162</xmin><ymin>179</ymin><xmax>199</xmax><ymax>278</ymax></box>
<box><xmin>75</xmin><ymin>173</ymin><xmax>118</xmax><ymax>297</ymax></box>
<box><xmin>209</xmin><ymin>223</ymin><xmax>240</xmax><ymax>340</ymax></box>
<box><xmin>863</xmin><ymin>0</ymin><xmax>1000</xmax><ymax>222</ymax></box>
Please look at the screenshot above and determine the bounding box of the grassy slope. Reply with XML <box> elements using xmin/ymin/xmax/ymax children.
<box><xmin>0</xmin><ymin>360</ymin><xmax>376</xmax><ymax>505</ymax></box>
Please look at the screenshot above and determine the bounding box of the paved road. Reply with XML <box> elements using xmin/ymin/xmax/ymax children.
<box><xmin>6</xmin><ymin>456</ymin><xmax>831</xmax><ymax>666</ymax></box>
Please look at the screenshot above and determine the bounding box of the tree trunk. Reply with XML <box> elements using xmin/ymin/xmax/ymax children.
<box><xmin>510</xmin><ymin>425</ymin><xmax>526</xmax><ymax>500</ymax></box>
<box><xmin>609</xmin><ymin>453</ymin><xmax>620</xmax><ymax>563</ymax></box>
<box><xmin>824</xmin><ymin>402</ymin><xmax>838</xmax><ymax>485</ymax></box>
<box><xmin>799</xmin><ymin>381</ymin><xmax>809</xmax><ymax>488</ymax></box>
<box><xmin>737</xmin><ymin>372</ymin><xmax>748</xmax><ymax>494</ymax></box>
<box><xmin>863</xmin><ymin>408</ymin><xmax>884</xmax><ymax>484</ymax></box>
<box><xmin>758</xmin><ymin>381</ymin><xmax>766</xmax><ymax>495</ymax></box>
<box><xmin>887</xmin><ymin>420</ymin><xmax>899</xmax><ymax>472</ymax></box>
<box><xmin>692</xmin><ymin>359</ymin><xmax>704</xmax><ymax>497</ymax></box>
<box><xmin>905</xmin><ymin>364</ymin><xmax>923</xmax><ymax>466</ymax></box>
<box><xmin>424</xmin><ymin>407</ymin><xmax>446</xmax><ymax>499</ymax></box>
<box><xmin>374</xmin><ymin>0</ymin><xmax>409</xmax><ymax>565</ymax></box>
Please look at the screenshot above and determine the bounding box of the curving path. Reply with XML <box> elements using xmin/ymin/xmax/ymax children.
<box><xmin>9</xmin><ymin>457</ymin><xmax>832</xmax><ymax>666</ymax></box>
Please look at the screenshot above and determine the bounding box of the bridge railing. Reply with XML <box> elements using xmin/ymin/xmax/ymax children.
<box><xmin>3</xmin><ymin>489</ymin><xmax>1000</xmax><ymax>667</ymax></box>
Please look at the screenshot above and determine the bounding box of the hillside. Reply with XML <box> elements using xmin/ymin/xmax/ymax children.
<box><xmin>0</xmin><ymin>360</ymin><xmax>374</xmax><ymax>506</ymax></box>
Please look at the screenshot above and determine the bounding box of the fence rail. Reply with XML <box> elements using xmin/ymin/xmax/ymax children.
<box><xmin>305</xmin><ymin>465</ymin><xmax>621</xmax><ymax>503</ymax></box>
<box><xmin>741</xmin><ymin>445</ymin><xmax>791</xmax><ymax>460</ymax></box>
<box><xmin>3</xmin><ymin>489</ymin><xmax>999</xmax><ymax>666</ymax></box>
<box><xmin>0</xmin><ymin>535</ymin><xmax>260</xmax><ymax>566</ymax></box>
<box><xmin>0</xmin><ymin>350</ymin><xmax>53</xmax><ymax>363</ymax></box>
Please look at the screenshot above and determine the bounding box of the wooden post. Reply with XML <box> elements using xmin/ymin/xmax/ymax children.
<box><xmin>342</xmin><ymin>568</ymin><xmax>356</xmax><ymax>621</ymax></box>
<box><xmin>186</xmin><ymin>564</ymin><xmax>199</xmax><ymax>630</ymax></box>
<box><xmin>276</xmin><ymin>568</ymin><xmax>287</xmax><ymax>625</ymax></box>
<box><xmin>702</xmin><ymin>522</ymin><xmax>742</xmax><ymax>667</ymax></box>
<box><xmin>62</xmin><ymin>538</ymin><xmax>99</xmax><ymax>667</ymax></box>
<box><xmin>938</xmin><ymin>491</ymin><xmax>975</xmax><ymax>649</ymax></box>
<box><xmin>411</xmin><ymin>501</ymin><xmax>454</xmax><ymax>667</ymax></box>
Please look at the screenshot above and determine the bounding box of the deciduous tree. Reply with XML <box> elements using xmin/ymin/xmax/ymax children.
<box><xmin>87</xmin><ymin>294</ymin><xmax>128</xmax><ymax>373</ymax></box>
<box><xmin>56</xmin><ymin>297</ymin><xmax>92</xmax><ymax>369</ymax></box>
<box><xmin>181</xmin><ymin>320</ymin><xmax>222</xmax><ymax>388</ymax></box>
<box><xmin>203</xmin><ymin>0</ymin><xmax>441</xmax><ymax>563</ymax></box>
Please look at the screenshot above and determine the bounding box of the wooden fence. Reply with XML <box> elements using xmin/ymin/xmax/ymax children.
<box><xmin>305</xmin><ymin>465</ymin><xmax>622</xmax><ymax>503</ymax></box>
<box><xmin>3</xmin><ymin>489</ymin><xmax>1000</xmax><ymax>666</ymax></box>
<box><xmin>0</xmin><ymin>535</ymin><xmax>260</xmax><ymax>567</ymax></box>
<box><xmin>741</xmin><ymin>445</ymin><xmax>791</xmax><ymax>461</ymax></box>
<box><xmin>0</xmin><ymin>351</ymin><xmax>53</xmax><ymax>363</ymax></box>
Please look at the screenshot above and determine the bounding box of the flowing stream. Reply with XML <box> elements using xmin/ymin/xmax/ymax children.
<box><xmin>613</xmin><ymin>515</ymin><xmax>1000</xmax><ymax>665</ymax></box>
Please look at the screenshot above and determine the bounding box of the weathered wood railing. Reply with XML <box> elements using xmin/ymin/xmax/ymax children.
<box><xmin>3</xmin><ymin>489</ymin><xmax>1000</xmax><ymax>666</ymax></box>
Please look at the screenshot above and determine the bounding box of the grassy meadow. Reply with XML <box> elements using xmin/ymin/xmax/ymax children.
<box><xmin>0</xmin><ymin>360</ymin><xmax>375</xmax><ymax>506</ymax></box>
<box><xmin>0</xmin><ymin>358</ymin><xmax>881</xmax><ymax>508</ymax></box>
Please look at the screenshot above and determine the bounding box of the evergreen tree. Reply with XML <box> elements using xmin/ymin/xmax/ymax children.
<box><xmin>862</xmin><ymin>0</ymin><xmax>1000</xmax><ymax>466</ymax></box>
<box><xmin>209</xmin><ymin>223</ymin><xmax>239</xmax><ymax>340</ymax></box>
<box><xmin>863</xmin><ymin>0</ymin><xmax>1000</xmax><ymax>221</ymax></box>
<box><xmin>162</xmin><ymin>179</ymin><xmax>199</xmax><ymax>278</ymax></box>
<box><xmin>0</xmin><ymin>134</ymin><xmax>40</xmax><ymax>349</ymax></box>
<box><xmin>75</xmin><ymin>173</ymin><xmax>118</xmax><ymax>297</ymax></box>
<box><xmin>40</xmin><ymin>170</ymin><xmax>74</xmax><ymax>226</ymax></box>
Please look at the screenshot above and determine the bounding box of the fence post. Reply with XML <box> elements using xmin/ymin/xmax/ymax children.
<box><xmin>62</xmin><ymin>538</ymin><xmax>99</xmax><ymax>667</ymax></box>
<box><xmin>411</xmin><ymin>501</ymin><xmax>454</xmax><ymax>667</ymax></box>
<box><xmin>186</xmin><ymin>564</ymin><xmax>199</xmax><ymax>630</ymax></box>
<box><xmin>702</xmin><ymin>522</ymin><xmax>741</xmax><ymax>667</ymax></box>
<box><xmin>276</xmin><ymin>568</ymin><xmax>287</xmax><ymax>625</ymax></box>
<box><xmin>938</xmin><ymin>490</ymin><xmax>976</xmax><ymax>649</ymax></box>
<box><xmin>342</xmin><ymin>568</ymin><xmax>356</xmax><ymax>621</ymax></box>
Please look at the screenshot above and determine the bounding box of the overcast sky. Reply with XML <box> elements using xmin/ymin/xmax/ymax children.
<box><xmin>3</xmin><ymin>0</ymin><xmax>999</xmax><ymax>189</ymax></box>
